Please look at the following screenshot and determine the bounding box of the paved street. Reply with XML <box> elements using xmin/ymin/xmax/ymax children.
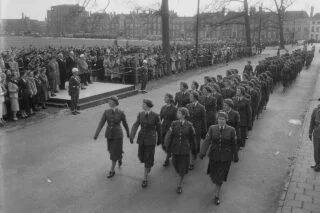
<box><xmin>1</xmin><ymin>46</ymin><xmax>319</xmax><ymax>213</ymax></box>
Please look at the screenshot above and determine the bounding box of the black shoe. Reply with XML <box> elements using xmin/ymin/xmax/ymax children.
<box><xmin>88</xmin><ymin>82</ymin><xmax>93</xmax><ymax>84</ymax></box>
<box><xmin>51</xmin><ymin>93</ymin><xmax>56</xmax><ymax>97</ymax></box>
<box><xmin>81</xmin><ymin>87</ymin><xmax>86</xmax><ymax>90</ymax></box>
<box><xmin>311</xmin><ymin>165</ymin><xmax>317</xmax><ymax>169</ymax></box>
<box><xmin>42</xmin><ymin>106</ymin><xmax>47</xmax><ymax>109</ymax></box>
<box><xmin>214</xmin><ymin>196</ymin><xmax>220</xmax><ymax>205</ymax></box>
<box><xmin>141</xmin><ymin>180</ymin><xmax>148</xmax><ymax>188</ymax></box>
<box><xmin>75</xmin><ymin>111</ymin><xmax>81</xmax><ymax>114</ymax></box>
<box><xmin>163</xmin><ymin>160</ymin><xmax>170</xmax><ymax>167</ymax></box>
<box><xmin>176</xmin><ymin>186</ymin><xmax>182</xmax><ymax>194</ymax></box>
<box><xmin>118</xmin><ymin>160</ymin><xmax>122</xmax><ymax>167</ymax></box>
<box><xmin>72</xmin><ymin>112</ymin><xmax>77</xmax><ymax>115</ymax></box>
<box><xmin>107</xmin><ymin>171</ymin><xmax>115</xmax><ymax>178</ymax></box>
<box><xmin>314</xmin><ymin>167</ymin><xmax>320</xmax><ymax>172</ymax></box>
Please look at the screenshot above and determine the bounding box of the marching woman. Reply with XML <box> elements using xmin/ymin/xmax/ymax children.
<box><xmin>164</xmin><ymin>107</ymin><xmax>196</xmax><ymax>194</ymax></box>
<box><xmin>186</xmin><ymin>91</ymin><xmax>206</xmax><ymax>170</ymax></box>
<box><xmin>94</xmin><ymin>96</ymin><xmax>130</xmax><ymax>178</ymax></box>
<box><xmin>160</xmin><ymin>93</ymin><xmax>178</xmax><ymax>167</ymax></box>
<box><xmin>130</xmin><ymin>99</ymin><xmax>162</xmax><ymax>188</ymax></box>
<box><xmin>232</xmin><ymin>86</ymin><xmax>252</xmax><ymax>147</ymax></box>
<box><xmin>223</xmin><ymin>99</ymin><xmax>241</xmax><ymax>162</ymax></box>
<box><xmin>199</xmin><ymin>111</ymin><xmax>236</xmax><ymax>205</ymax></box>
<box><xmin>200</xmin><ymin>86</ymin><xmax>217</xmax><ymax>128</ymax></box>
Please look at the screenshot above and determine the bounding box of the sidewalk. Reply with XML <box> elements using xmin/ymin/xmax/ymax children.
<box><xmin>278</xmin><ymin>65</ymin><xmax>320</xmax><ymax>213</ymax></box>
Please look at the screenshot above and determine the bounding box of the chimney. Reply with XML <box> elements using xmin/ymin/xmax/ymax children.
<box><xmin>311</xmin><ymin>6</ymin><xmax>314</xmax><ymax>17</ymax></box>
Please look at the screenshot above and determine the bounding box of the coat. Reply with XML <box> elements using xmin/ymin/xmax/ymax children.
<box><xmin>174</xmin><ymin>91</ymin><xmax>191</xmax><ymax>108</ymax></box>
<box><xmin>164</xmin><ymin>120</ymin><xmax>196</xmax><ymax>155</ymax></box>
<box><xmin>221</xmin><ymin>88</ymin><xmax>236</xmax><ymax>99</ymax></box>
<box><xmin>232</xmin><ymin>96</ymin><xmax>252</xmax><ymax>127</ymax></box>
<box><xmin>68</xmin><ymin>75</ymin><xmax>81</xmax><ymax>97</ymax></box>
<box><xmin>130</xmin><ymin>111</ymin><xmax>162</xmax><ymax>146</ymax></box>
<box><xmin>94</xmin><ymin>108</ymin><xmax>130</xmax><ymax>140</ymax></box>
<box><xmin>160</xmin><ymin>104</ymin><xmax>178</xmax><ymax>139</ymax></box>
<box><xmin>213</xmin><ymin>91</ymin><xmax>223</xmax><ymax>111</ymax></box>
<box><xmin>200</xmin><ymin>95</ymin><xmax>217</xmax><ymax>127</ymax></box>
<box><xmin>186</xmin><ymin>102</ymin><xmax>207</xmax><ymax>138</ymax></box>
<box><xmin>309</xmin><ymin>106</ymin><xmax>320</xmax><ymax>139</ymax></box>
<box><xmin>200</xmin><ymin>125</ymin><xmax>236</xmax><ymax>162</ymax></box>
<box><xmin>226</xmin><ymin>109</ymin><xmax>240</xmax><ymax>139</ymax></box>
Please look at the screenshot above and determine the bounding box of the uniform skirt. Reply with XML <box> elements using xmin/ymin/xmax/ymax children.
<box><xmin>107</xmin><ymin>138</ymin><xmax>123</xmax><ymax>161</ymax></box>
<box><xmin>138</xmin><ymin>145</ymin><xmax>155</xmax><ymax>168</ymax></box>
<box><xmin>207</xmin><ymin>160</ymin><xmax>231</xmax><ymax>186</ymax></box>
<box><xmin>172</xmin><ymin>154</ymin><xmax>190</xmax><ymax>177</ymax></box>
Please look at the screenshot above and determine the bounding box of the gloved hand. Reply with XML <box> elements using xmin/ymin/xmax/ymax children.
<box><xmin>93</xmin><ymin>136</ymin><xmax>97</xmax><ymax>140</ymax></box>
<box><xmin>130</xmin><ymin>139</ymin><xmax>134</xmax><ymax>144</ymax></box>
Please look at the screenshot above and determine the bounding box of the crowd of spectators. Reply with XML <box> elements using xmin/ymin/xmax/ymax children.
<box><xmin>0</xmin><ymin>41</ymin><xmax>254</xmax><ymax>125</ymax></box>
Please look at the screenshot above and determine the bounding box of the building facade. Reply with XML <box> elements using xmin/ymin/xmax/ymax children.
<box><xmin>310</xmin><ymin>13</ymin><xmax>320</xmax><ymax>41</ymax></box>
<box><xmin>283</xmin><ymin>11</ymin><xmax>309</xmax><ymax>41</ymax></box>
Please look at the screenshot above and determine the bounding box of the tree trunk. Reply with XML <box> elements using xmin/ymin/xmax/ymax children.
<box><xmin>244</xmin><ymin>0</ymin><xmax>252</xmax><ymax>55</ymax></box>
<box><xmin>195</xmin><ymin>0</ymin><xmax>200</xmax><ymax>67</ymax></box>
<box><xmin>161</xmin><ymin>0</ymin><xmax>171</xmax><ymax>75</ymax></box>
<box><xmin>278</xmin><ymin>14</ymin><xmax>285</xmax><ymax>49</ymax></box>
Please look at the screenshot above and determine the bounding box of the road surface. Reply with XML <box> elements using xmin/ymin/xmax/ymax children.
<box><xmin>1</xmin><ymin>45</ymin><xmax>319</xmax><ymax>213</ymax></box>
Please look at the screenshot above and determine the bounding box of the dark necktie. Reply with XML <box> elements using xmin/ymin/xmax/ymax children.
<box><xmin>145</xmin><ymin>112</ymin><xmax>149</xmax><ymax>119</ymax></box>
<box><xmin>219</xmin><ymin>126</ymin><xmax>223</xmax><ymax>134</ymax></box>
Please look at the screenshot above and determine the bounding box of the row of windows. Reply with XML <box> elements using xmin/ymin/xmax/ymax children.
<box><xmin>312</xmin><ymin>21</ymin><xmax>320</xmax><ymax>24</ymax></box>
<box><xmin>311</xmin><ymin>26</ymin><xmax>320</xmax><ymax>32</ymax></box>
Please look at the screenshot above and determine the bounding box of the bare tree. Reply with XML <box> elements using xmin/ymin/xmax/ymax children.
<box><xmin>264</xmin><ymin>0</ymin><xmax>295</xmax><ymax>48</ymax></box>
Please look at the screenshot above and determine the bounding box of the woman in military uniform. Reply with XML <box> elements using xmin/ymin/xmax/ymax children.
<box><xmin>160</xmin><ymin>93</ymin><xmax>178</xmax><ymax>167</ymax></box>
<box><xmin>232</xmin><ymin>86</ymin><xmax>252</xmax><ymax>147</ymax></box>
<box><xmin>130</xmin><ymin>99</ymin><xmax>162</xmax><ymax>188</ymax></box>
<box><xmin>186</xmin><ymin>91</ymin><xmax>206</xmax><ymax>170</ymax></box>
<box><xmin>93</xmin><ymin>96</ymin><xmax>130</xmax><ymax>179</ymax></box>
<box><xmin>200</xmin><ymin>111</ymin><xmax>236</xmax><ymax>205</ymax></box>
<box><xmin>200</xmin><ymin>86</ymin><xmax>217</xmax><ymax>128</ymax></box>
<box><xmin>164</xmin><ymin>107</ymin><xmax>195</xmax><ymax>194</ymax></box>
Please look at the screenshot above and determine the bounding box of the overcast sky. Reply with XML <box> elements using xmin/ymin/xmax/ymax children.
<box><xmin>1</xmin><ymin>0</ymin><xmax>320</xmax><ymax>21</ymax></box>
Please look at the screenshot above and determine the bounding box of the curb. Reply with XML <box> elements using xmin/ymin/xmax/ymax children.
<box><xmin>276</xmin><ymin>62</ymin><xmax>320</xmax><ymax>213</ymax></box>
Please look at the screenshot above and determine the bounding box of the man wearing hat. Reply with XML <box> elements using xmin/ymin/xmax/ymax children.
<box><xmin>66</xmin><ymin>51</ymin><xmax>76</xmax><ymax>79</ymax></box>
<box><xmin>243</xmin><ymin>60</ymin><xmax>253</xmax><ymax>77</ymax></box>
<box><xmin>94</xmin><ymin>96</ymin><xmax>130</xmax><ymax>178</ymax></box>
<box><xmin>139</xmin><ymin>60</ymin><xmax>149</xmax><ymax>93</ymax></box>
<box><xmin>308</xmin><ymin>104</ymin><xmax>320</xmax><ymax>172</ymax></box>
<box><xmin>130</xmin><ymin>99</ymin><xmax>162</xmax><ymax>188</ymax></box>
<box><xmin>68</xmin><ymin>68</ymin><xmax>81</xmax><ymax>115</ymax></box>
<box><xmin>174</xmin><ymin>82</ymin><xmax>191</xmax><ymax>108</ymax></box>
<box><xmin>77</xmin><ymin>54</ymin><xmax>89</xmax><ymax>90</ymax></box>
<box><xmin>57</xmin><ymin>53</ymin><xmax>67</xmax><ymax>90</ymax></box>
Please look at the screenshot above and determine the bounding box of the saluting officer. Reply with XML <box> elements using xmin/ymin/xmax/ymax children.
<box><xmin>68</xmin><ymin>67</ymin><xmax>81</xmax><ymax>115</ymax></box>
<box><xmin>186</xmin><ymin>91</ymin><xmax>207</xmax><ymax>170</ymax></box>
<box><xmin>200</xmin><ymin>111</ymin><xmax>236</xmax><ymax>205</ymax></box>
<box><xmin>160</xmin><ymin>93</ymin><xmax>178</xmax><ymax>167</ymax></box>
<box><xmin>164</xmin><ymin>107</ymin><xmax>196</xmax><ymax>194</ymax></box>
<box><xmin>130</xmin><ymin>99</ymin><xmax>162</xmax><ymax>188</ymax></box>
<box><xmin>93</xmin><ymin>96</ymin><xmax>130</xmax><ymax>178</ymax></box>
<box><xmin>175</xmin><ymin>82</ymin><xmax>191</xmax><ymax>108</ymax></box>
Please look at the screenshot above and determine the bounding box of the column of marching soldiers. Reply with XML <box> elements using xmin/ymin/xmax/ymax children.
<box><xmin>94</xmin><ymin>47</ymin><xmax>315</xmax><ymax>205</ymax></box>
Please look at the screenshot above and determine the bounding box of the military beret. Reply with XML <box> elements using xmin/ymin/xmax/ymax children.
<box><xmin>224</xmin><ymin>99</ymin><xmax>234</xmax><ymax>108</ymax></box>
<box><xmin>143</xmin><ymin>99</ymin><xmax>154</xmax><ymax>108</ymax></box>
<box><xmin>178</xmin><ymin>107</ymin><xmax>190</xmax><ymax>117</ymax></box>
<box><xmin>192</xmin><ymin>81</ymin><xmax>199</xmax><ymax>89</ymax></box>
<box><xmin>190</xmin><ymin>90</ymin><xmax>200</xmax><ymax>101</ymax></box>
<box><xmin>217</xmin><ymin>111</ymin><xmax>228</xmax><ymax>120</ymax></box>
<box><xmin>180</xmin><ymin>82</ymin><xmax>189</xmax><ymax>89</ymax></box>
<box><xmin>108</xmin><ymin>96</ymin><xmax>119</xmax><ymax>106</ymax></box>
<box><xmin>165</xmin><ymin>93</ymin><xmax>174</xmax><ymax>103</ymax></box>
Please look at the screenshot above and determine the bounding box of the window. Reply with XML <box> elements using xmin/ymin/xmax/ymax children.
<box><xmin>317</xmin><ymin>27</ymin><xmax>320</xmax><ymax>32</ymax></box>
<box><xmin>312</xmin><ymin>26</ymin><xmax>314</xmax><ymax>32</ymax></box>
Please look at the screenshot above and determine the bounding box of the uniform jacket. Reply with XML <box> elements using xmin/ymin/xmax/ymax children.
<box><xmin>94</xmin><ymin>108</ymin><xmax>130</xmax><ymax>140</ymax></box>
<box><xmin>243</xmin><ymin>64</ymin><xmax>253</xmax><ymax>76</ymax></box>
<box><xmin>160</xmin><ymin>104</ymin><xmax>178</xmax><ymax>138</ymax></box>
<box><xmin>226</xmin><ymin>109</ymin><xmax>240</xmax><ymax>139</ymax></box>
<box><xmin>309</xmin><ymin>106</ymin><xmax>320</xmax><ymax>139</ymax></box>
<box><xmin>200</xmin><ymin>95</ymin><xmax>217</xmax><ymax>127</ymax></box>
<box><xmin>213</xmin><ymin>91</ymin><xmax>224</xmax><ymax>111</ymax></box>
<box><xmin>130</xmin><ymin>111</ymin><xmax>162</xmax><ymax>146</ymax></box>
<box><xmin>232</xmin><ymin>96</ymin><xmax>252</xmax><ymax>127</ymax></box>
<box><xmin>221</xmin><ymin>87</ymin><xmax>236</xmax><ymax>99</ymax></box>
<box><xmin>68</xmin><ymin>75</ymin><xmax>81</xmax><ymax>96</ymax></box>
<box><xmin>200</xmin><ymin>125</ymin><xmax>236</xmax><ymax>161</ymax></box>
<box><xmin>186</xmin><ymin>102</ymin><xmax>207</xmax><ymax>137</ymax></box>
<box><xmin>174</xmin><ymin>91</ymin><xmax>191</xmax><ymax>108</ymax></box>
<box><xmin>164</xmin><ymin>120</ymin><xmax>196</xmax><ymax>155</ymax></box>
